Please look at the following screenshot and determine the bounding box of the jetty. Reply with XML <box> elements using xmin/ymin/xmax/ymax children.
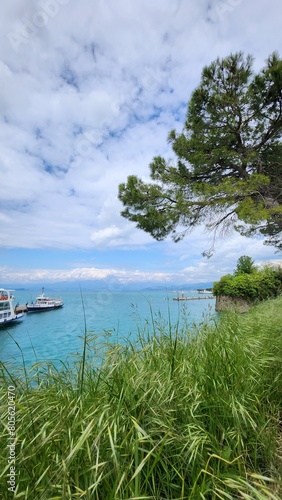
<box><xmin>173</xmin><ymin>292</ymin><xmax>215</xmax><ymax>301</ymax></box>
<box><xmin>173</xmin><ymin>296</ymin><xmax>215</xmax><ymax>301</ymax></box>
<box><xmin>14</xmin><ymin>304</ymin><xmax>28</xmax><ymax>313</ymax></box>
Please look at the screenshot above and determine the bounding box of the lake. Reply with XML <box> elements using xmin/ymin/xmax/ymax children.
<box><xmin>0</xmin><ymin>288</ymin><xmax>216</xmax><ymax>369</ymax></box>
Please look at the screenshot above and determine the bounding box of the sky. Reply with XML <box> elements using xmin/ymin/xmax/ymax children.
<box><xmin>0</xmin><ymin>0</ymin><xmax>281</xmax><ymax>287</ymax></box>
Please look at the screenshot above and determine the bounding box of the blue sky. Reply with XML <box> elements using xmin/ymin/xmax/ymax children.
<box><xmin>0</xmin><ymin>0</ymin><xmax>281</xmax><ymax>287</ymax></box>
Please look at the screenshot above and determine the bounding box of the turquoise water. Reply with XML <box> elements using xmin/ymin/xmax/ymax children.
<box><xmin>0</xmin><ymin>289</ymin><xmax>216</xmax><ymax>368</ymax></box>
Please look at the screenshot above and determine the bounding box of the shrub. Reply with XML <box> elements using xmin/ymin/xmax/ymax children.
<box><xmin>213</xmin><ymin>266</ymin><xmax>282</xmax><ymax>300</ymax></box>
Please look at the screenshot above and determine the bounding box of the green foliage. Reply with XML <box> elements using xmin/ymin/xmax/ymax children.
<box><xmin>234</xmin><ymin>255</ymin><xmax>256</xmax><ymax>275</ymax></box>
<box><xmin>119</xmin><ymin>52</ymin><xmax>282</xmax><ymax>252</ymax></box>
<box><xmin>213</xmin><ymin>264</ymin><xmax>282</xmax><ymax>300</ymax></box>
<box><xmin>1</xmin><ymin>297</ymin><xmax>282</xmax><ymax>498</ymax></box>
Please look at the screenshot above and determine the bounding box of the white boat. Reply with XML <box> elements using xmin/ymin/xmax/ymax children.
<box><xmin>0</xmin><ymin>288</ymin><xmax>25</xmax><ymax>326</ymax></box>
<box><xmin>198</xmin><ymin>289</ymin><xmax>213</xmax><ymax>294</ymax></box>
<box><xmin>26</xmin><ymin>288</ymin><xmax>64</xmax><ymax>313</ymax></box>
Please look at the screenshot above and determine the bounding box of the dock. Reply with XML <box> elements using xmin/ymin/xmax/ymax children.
<box><xmin>173</xmin><ymin>296</ymin><xmax>215</xmax><ymax>301</ymax></box>
<box><xmin>14</xmin><ymin>304</ymin><xmax>28</xmax><ymax>313</ymax></box>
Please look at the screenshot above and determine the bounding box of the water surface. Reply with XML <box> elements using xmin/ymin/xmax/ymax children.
<box><xmin>0</xmin><ymin>289</ymin><xmax>216</xmax><ymax>368</ymax></box>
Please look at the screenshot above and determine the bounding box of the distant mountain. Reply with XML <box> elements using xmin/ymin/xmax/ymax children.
<box><xmin>141</xmin><ymin>282</ymin><xmax>214</xmax><ymax>291</ymax></box>
<box><xmin>1</xmin><ymin>280</ymin><xmax>215</xmax><ymax>292</ymax></box>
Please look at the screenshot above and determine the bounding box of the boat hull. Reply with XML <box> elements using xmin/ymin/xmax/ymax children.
<box><xmin>0</xmin><ymin>313</ymin><xmax>25</xmax><ymax>327</ymax></box>
<box><xmin>26</xmin><ymin>304</ymin><xmax>63</xmax><ymax>313</ymax></box>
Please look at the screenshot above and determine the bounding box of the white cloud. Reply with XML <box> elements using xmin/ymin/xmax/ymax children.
<box><xmin>0</xmin><ymin>0</ymin><xmax>281</xmax><ymax>282</ymax></box>
<box><xmin>0</xmin><ymin>265</ymin><xmax>174</xmax><ymax>285</ymax></box>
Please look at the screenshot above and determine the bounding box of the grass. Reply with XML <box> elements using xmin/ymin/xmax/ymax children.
<box><xmin>0</xmin><ymin>296</ymin><xmax>281</xmax><ymax>499</ymax></box>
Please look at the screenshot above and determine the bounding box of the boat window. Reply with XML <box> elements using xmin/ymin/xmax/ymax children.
<box><xmin>0</xmin><ymin>303</ymin><xmax>10</xmax><ymax>311</ymax></box>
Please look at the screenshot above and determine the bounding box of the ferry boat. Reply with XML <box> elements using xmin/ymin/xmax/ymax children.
<box><xmin>26</xmin><ymin>288</ymin><xmax>64</xmax><ymax>313</ymax></box>
<box><xmin>0</xmin><ymin>288</ymin><xmax>25</xmax><ymax>326</ymax></box>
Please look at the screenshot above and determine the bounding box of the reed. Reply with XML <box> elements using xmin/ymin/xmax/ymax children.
<box><xmin>0</xmin><ymin>296</ymin><xmax>281</xmax><ymax>499</ymax></box>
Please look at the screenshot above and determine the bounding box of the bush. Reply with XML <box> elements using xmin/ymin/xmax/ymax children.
<box><xmin>213</xmin><ymin>266</ymin><xmax>282</xmax><ymax>300</ymax></box>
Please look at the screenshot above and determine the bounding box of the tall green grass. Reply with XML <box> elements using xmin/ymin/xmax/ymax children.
<box><xmin>0</xmin><ymin>297</ymin><xmax>281</xmax><ymax>499</ymax></box>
